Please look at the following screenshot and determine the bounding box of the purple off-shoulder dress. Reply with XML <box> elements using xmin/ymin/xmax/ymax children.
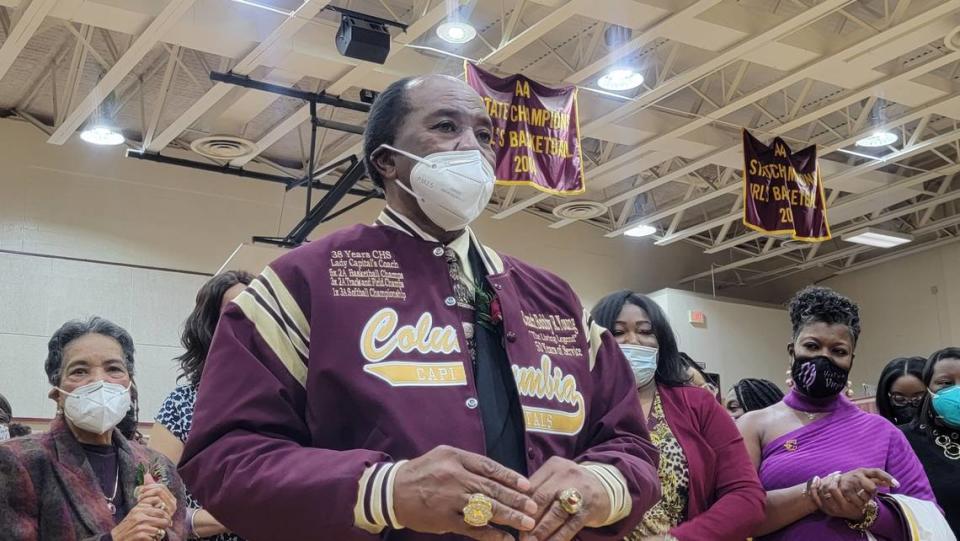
<box><xmin>758</xmin><ymin>395</ymin><xmax>936</xmax><ymax>540</ymax></box>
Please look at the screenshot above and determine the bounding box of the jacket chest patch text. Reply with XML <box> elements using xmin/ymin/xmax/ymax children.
<box><xmin>360</xmin><ymin>308</ymin><xmax>466</xmax><ymax>387</ymax></box>
<box><xmin>329</xmin><ymin>249</ymin><xmax>407</xmax><ymax>302</ymax></box>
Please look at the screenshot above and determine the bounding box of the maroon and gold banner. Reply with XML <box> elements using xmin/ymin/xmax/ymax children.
<box><xmin>742</xmin><ymin>129</ymin><xmax>831</xmax><ymax>241</ymax></box>
<box><xmin>465</xmin><ymin>62</ymin><xmax>585</xmax><ymax>195</ymax></box>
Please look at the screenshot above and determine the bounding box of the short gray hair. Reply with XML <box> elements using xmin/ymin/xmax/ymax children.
<box><xmin>45</xmin><ymin>317</ymin><xmax>136</xmax><ymax>387</ymax></box>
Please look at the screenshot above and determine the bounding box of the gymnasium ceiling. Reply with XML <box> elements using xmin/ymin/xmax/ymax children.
<box><xmin>1</xmin><ymin>0</ymin><xmax>960</xmax><ymax>297</ymax></box>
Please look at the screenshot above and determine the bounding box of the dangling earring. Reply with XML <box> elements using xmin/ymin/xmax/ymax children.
<box><xmin>845</xmin><ymin>380</ymin><xmax>855</xmax><ymax>398</ymax></box>
<box><xmin>785</xmin><ymin>369</ymin><xmax>794</xmax><ymax>388</ymax></box>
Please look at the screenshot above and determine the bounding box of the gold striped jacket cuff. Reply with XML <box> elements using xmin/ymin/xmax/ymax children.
<box><xmin>354</xmin><ymin>460</ymin><xmax>408</xmax><ymax>533</ymax></box>
<box><xmin>582</xmin><ymin>462</ymin><xmax>632</xmax><ymax>526</ymax></box>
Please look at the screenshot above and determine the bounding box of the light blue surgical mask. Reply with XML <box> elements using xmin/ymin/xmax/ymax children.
<box><xmin>620</xmin><ymin>344</ymin><xmax>658</xmax><ymax>387</ymax></box>
<box><xmin>931</xmin><ymin>385</ymin><xmax>960</xmax><ymax>429</ymax></box>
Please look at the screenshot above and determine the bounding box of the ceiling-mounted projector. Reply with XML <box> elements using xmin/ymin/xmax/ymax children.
<box><xmin>336</xmin><ymin>15</ymin><xmax>390</xmax><ymax>64</ymax></box>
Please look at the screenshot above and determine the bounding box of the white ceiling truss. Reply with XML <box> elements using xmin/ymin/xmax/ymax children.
<box><xmin>1</xmin><ymin>0</ymin><xmax>960</xmax><ymax>292</ymax></box>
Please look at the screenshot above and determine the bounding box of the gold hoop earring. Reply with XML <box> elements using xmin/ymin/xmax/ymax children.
<box><xmin>785</xmin><ymin>369</ymin><xmax>794</xmax><ymax>388</ymax></box>
<box><xmin>845</xmin><ymin>380</ymin><xmax>855</xmax><ymax>398</ymax></box>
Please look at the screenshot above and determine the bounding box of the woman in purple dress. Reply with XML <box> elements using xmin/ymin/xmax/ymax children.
<box><xmin>738</xmin><ymin>286</ymin><xmax>938</xmax><ymax>540</ymax></box>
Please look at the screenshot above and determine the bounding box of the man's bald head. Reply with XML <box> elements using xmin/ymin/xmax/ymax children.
<box><xmin>363</xmin><ymin>74</ymin><xmax>485</xmax><ymax>188</ymax></box>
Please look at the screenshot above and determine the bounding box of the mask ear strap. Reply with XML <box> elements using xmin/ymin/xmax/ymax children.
<box><xmin>379</xmin><ymin>144</ymin><xmax>436</xmax><ymax>168</ymax></box>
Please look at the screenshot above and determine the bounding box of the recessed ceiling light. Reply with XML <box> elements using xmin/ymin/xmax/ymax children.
<box><xmin>437</xmin><ymin>21</ymin><xmax>476</xmax><ymax>44</ymax></box>
<box><xmin>80</xmin><ymin>126</ymin><xmax>125</xmax><ymax>146</ymax></box>
<box><xmin>841</xmin><ymin>227</ymin><xmax>912</xmax><ymax>248</ymax></box>
<box><xmin>855</xmin><ymin>131</ymin><xmax>898</xmax><ymax>148</ymax></box>
<box><xmin>624</xmin><ymin>224</ymin><xmax>657</xmax><ymax>238</ymax></box>
<box><xmin>598</xmin><ymin>68</ymin><xmax>644</xmax><ymax>91</ymax></box>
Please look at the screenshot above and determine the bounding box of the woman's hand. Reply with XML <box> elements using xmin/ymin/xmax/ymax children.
<box><xmin>811</xmin><ymin>468</ymin><xmax>898</xmax><ymax>521</ymax></box>
<box><xmin>519</xmin><ymin>457</ymin><xmax>609</xmax><ymax>541</ymax></box>
<box><xmin>110</xmin><ymin>502</ymin><xmax>173</xmax><ymax>541</ymax></box>
<box><xmin>393</xmin><ymin>445</ymin><xmax>538</xmax><ymax>541</ymax></box>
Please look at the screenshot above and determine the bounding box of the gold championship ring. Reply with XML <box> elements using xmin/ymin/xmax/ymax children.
<box><xmin>558</xmin><ymin>488</ymin><xmax>584</xmax><ymax>515</ymax></box>
<box><xmin>463</xmin><ymin>493</ymin><xmax>494</xmax><ymax>527</ymax></box>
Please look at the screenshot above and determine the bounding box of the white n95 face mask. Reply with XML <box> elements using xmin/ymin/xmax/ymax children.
<box><xmin>620</xmin><ymin>344</ymin><xmax>658</xmax><ymax>387</ymax></box>
<box><xmin>57</xmin><ymin>380</ymin><xmax>131</xmax><ymax>435</ymax></box>
<box><xmin>379</xmin><ymin>144</ymin><xmax>495</xmax><ymax>232</ymax></box>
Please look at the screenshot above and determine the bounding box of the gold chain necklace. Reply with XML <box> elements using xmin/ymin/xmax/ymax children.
<box><xmin>933</xmin><ymin>429</ymin><xmax>960</xmax><ymax>460</ymax></box>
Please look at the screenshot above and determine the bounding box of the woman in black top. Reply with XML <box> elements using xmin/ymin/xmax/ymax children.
<box><xmin>876</xmin><ymin>356</ymin><xmax>926</xmax><ymax>425</ymax></box>
<box><xmin>902</xmin><ymin>346</ymin><xmax>960</xmax><ymax>534</ymax></box>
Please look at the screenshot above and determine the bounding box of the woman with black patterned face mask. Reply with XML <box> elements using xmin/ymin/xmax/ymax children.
<box><xmin>738</xmin><ymin>287</ymin><xmax>946</xmax><ymax>541</ymax></box>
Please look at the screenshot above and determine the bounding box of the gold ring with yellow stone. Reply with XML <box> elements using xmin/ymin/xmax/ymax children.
<box><xmin>462</xmin><ymin>493</ymin><xmax>494</xmax><ymax>527</ymax></box>
<box><xmin>558</xmin><ymin>488</ymin><xmax>584</xmax><ymax>515</ymax></box>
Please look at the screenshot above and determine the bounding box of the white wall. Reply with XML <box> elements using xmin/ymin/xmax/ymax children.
<box><xmin>649</xmin><ymin>288</ymin><xmax>790</xmax><ymax>393</ymax></box>
<box><xmin>0</xmin><ymin>119</ymin><xmax>714</xmax><ymax>420</ymax></box>
<box><xmin>823</xmin><ymin>242</ymin><xmax>960</xmax><ymax>389</ymax></box>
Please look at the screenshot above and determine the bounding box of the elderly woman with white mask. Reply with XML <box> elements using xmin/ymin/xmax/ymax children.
<box><xmin>0</xmin><ymin>317</ymin><xmax>187</xmax><ymax>540</ymax></box>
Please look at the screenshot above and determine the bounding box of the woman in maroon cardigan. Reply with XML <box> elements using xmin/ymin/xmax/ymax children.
<box><xmin>592</xmin><ymin>291</ymin><xmax>766</xmax><ymax>541</ymax></box>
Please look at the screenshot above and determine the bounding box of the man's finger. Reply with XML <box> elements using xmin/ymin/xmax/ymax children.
<box><xmin>546</xmin><ymin>511</ymin><xmax>586</xmax><ymax>541</ymax></box>
<box><xmin>455</xmin><ymin>524</ymin><xmax>514</xmax><ymax>541</ymax></box>
<box><xmin>468</xmin><ymin>474</ymin><xmax>538</xmax><ymax>516</ymax></box>
<box><xmin>485</xmin><ymin>498</ymin><xmax>536</xmax><ymax>532</ymax></box>
<box><xmin>460</xmin><ymin>452</ymin><xmax>531</xmax><ymax>492</ymax></box>
<box><xmin>529</xmin><ymin>500</ymin><xmax>568</xmax><ymax>541</ymax></box>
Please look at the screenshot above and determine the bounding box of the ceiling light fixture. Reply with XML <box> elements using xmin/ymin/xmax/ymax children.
<box><xmin>841</xmin><ymin>227</ymin><xmax>912</xmax><ymax>248</ymax></box>
<box><xmin>624</xmin><ymin>224</ymin><xmax>657</xmax><ymax>238</ymax></box>
<box><xmin>80</xmin><ymin>125</ymin><xmax>125</xmax><ymax>146</ymax></box>
<box><xmin>437</xmin><ymin>21</ymin><xmax>477</xmax><ymax>44</ymax></box>
<box><xmin>855</xmin><ymin>131</ymin><xmax>898</xmax><ymax>147</ymax></box>
<box><xmin>598</xmin><ymin>68</ymin><xmax>644</xmax><ymax>91</ymax></box>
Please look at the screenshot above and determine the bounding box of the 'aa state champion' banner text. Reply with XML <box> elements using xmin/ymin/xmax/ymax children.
<box><xmin>465</xmin><ymin>63</ymin><xmax>585</xmax><ymax>195</ymax></box>
<box><xmin>742</xmin><ymin>129</ymin><xmax>831</xmax><ymax>241</ymax></box>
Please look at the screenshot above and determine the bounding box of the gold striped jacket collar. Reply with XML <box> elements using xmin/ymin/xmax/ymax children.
<box><xmin>374</xmin><ymin>206</ymin><xmax>504</xmax><ymax>274</ymax></box>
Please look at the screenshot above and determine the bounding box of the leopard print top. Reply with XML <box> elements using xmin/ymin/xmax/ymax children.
<box><xmin>627</xmin><ymin>391</ymin><xmax>690</xmax><ymax>539</ymax></box>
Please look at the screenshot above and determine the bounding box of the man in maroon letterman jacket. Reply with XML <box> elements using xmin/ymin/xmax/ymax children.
<box><xmin>179</xmin><ymin>74</ymin><xmax>660</xmax><ymax>541</ymax></box>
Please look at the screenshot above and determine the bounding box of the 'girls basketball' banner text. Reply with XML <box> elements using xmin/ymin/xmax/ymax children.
<box><xmin>742</xmin><ymin>129</ymin><xmax>831</xmax><ymax>241</ymax></box>
<box><xmin>465</xmin><ymin>63</ymin><xmax>585</xmax><ymax>195</ymax></box>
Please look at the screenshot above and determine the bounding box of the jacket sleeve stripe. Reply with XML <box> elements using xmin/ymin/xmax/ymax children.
<box><xmin>582</xmin><ymin>309</ymin><xmax>605</xmax><ymax>371</ymax></box>
<box><xmin>233</xmin><ymin>290</ymin><xmax>308</xmax><ymax>387</ymax></box>
<box><xmin>260</xmin><ymin>266</ymin><xmax>311</xmax><ymax>343</ymax></box>
<box><xmin>248</xmin><ymin>280</ymin><xmax>309</xmax><ymax>358</ymax></box>
<box><xmin>582</xmin><ymin>463</ymin><xmax>631</xmax><ymax>526</ymax></box>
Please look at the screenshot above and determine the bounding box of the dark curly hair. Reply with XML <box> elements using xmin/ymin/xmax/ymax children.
<box><xmin>787</xmin><ymin>286</ymin><xmax>861</xmax><ymax>345</ymax></box>
<box><xmin>875</xmin><ymin>356</ymin><xmax>926</xmax><ymax>423</ymax></box>
<box><xmin>177</xmin><ymin>270</ymin><xmax>254</xmax><ymax>388</ymax></box>
<box><xmin>591</xmin><ymin>291</ymin><xmax>691</xmax><ymax>387</ymax></box>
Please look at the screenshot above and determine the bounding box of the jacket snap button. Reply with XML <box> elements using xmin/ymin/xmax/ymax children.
<box><xmin>494</xmin><ymin>284</ymin><xmax>503</xmax><ymax>290</ymax></box>
<box><xmin>433</xmin><ymin>247</ymin><xmax>445</xmax><ymax>257</ymax></box>
<box><xmin>506</xmin><ymin>331</ymin><xmax>517</xmax><ymax>342</ymax></box>
<box><xmin>527</xmin><ymin>447</ymin><xmax>536</xmax><ymax>459</ymax></box>
<box><xmin>465</xmin><ymin>397</ymin><xmax>479</xmax><ymax>409</ymax></box>
<box><xmin>445</xmin><ymin>296</ymin><xmax>456</xmax><ymax>306</ymax></box>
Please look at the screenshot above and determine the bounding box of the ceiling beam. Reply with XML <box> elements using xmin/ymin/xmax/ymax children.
<box><xmin>230</xmin><ymin>0</ymin><xmax>452</xmax><ymax>168</ymax></box>
<box><xmin>145</xmin><ymin>0</ymin><xmax>333</xmax><ymax>153</ymax></box>
<box><xmin>47</xmin><ymin>0</ymin><xmax>198</xmax><ymax>145</ymax></box>
<box><xmin>580</xmin><ymin>0</ymin><xmax>855</xmax><ymax>135</ymax></box>
<box><xmin>482</xmin><ymin>0</ymin><xmax>589</xmax><ymax>65</ymax></box>
<box><xmin>579</xmin><ymin>1</ymin><xmax>960</xmax><ymax>193</ymax></box>
<box><xmin>143</xmin><ymin>46</ymin><xmax>180</xmax><ymax>149</ymax></box>
<box><xmin>0</xmin><ymin>0</ymin><xmax>59</xmax><ymax>83</ymax></box>
<box><xmin>677</xmin><ymin>185</ymin><xmax>960</xmax><ymax>283</ymax></box>
<box><xmin>563</xmin><ymin>0</ymin><xmax>723</xmax><ymax>84</ymax></box>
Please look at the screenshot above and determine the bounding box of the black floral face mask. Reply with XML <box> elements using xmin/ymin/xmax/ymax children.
<box><xmin>791</xmin><ymin>354</ymin><xmax>848</xmax><ymax>398</ymax></box>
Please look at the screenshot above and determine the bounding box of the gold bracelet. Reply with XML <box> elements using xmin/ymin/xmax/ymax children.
<box><xmin>846</xmin><ymin>499</ymin><xmax>879</xmax><ymax>531</ymax></box>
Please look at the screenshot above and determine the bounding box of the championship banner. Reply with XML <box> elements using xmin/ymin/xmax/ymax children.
<box><xmin>742</xmin><ymin>129</ymin><xmax>831</xmax><ymax>241</ymax></box>
<box><xmin>465</xmin><ymin>62</ymin><xmax>585</xmax><ymax>195</ymax></box>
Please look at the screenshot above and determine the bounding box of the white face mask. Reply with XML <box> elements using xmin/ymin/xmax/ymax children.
<box><xmin>379</xmin><ymin>144</ymin><xmax>495</xmax><ymax>232</ymax></box>
<box><xmin>57</xmin><ymin>380</ymin><xmax>131</xmax><ymax>435</ymax></box>
<box><xmin>620</xmin><ymin>344</ymin><xmax>658</xmax><ymax>387</ymax></box>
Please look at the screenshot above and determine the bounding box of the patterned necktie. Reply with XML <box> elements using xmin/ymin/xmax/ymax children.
<box><xmin>444</xmin><ymin>247</ymin><xmax>477</xmax><ymax>362</ymax></box>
